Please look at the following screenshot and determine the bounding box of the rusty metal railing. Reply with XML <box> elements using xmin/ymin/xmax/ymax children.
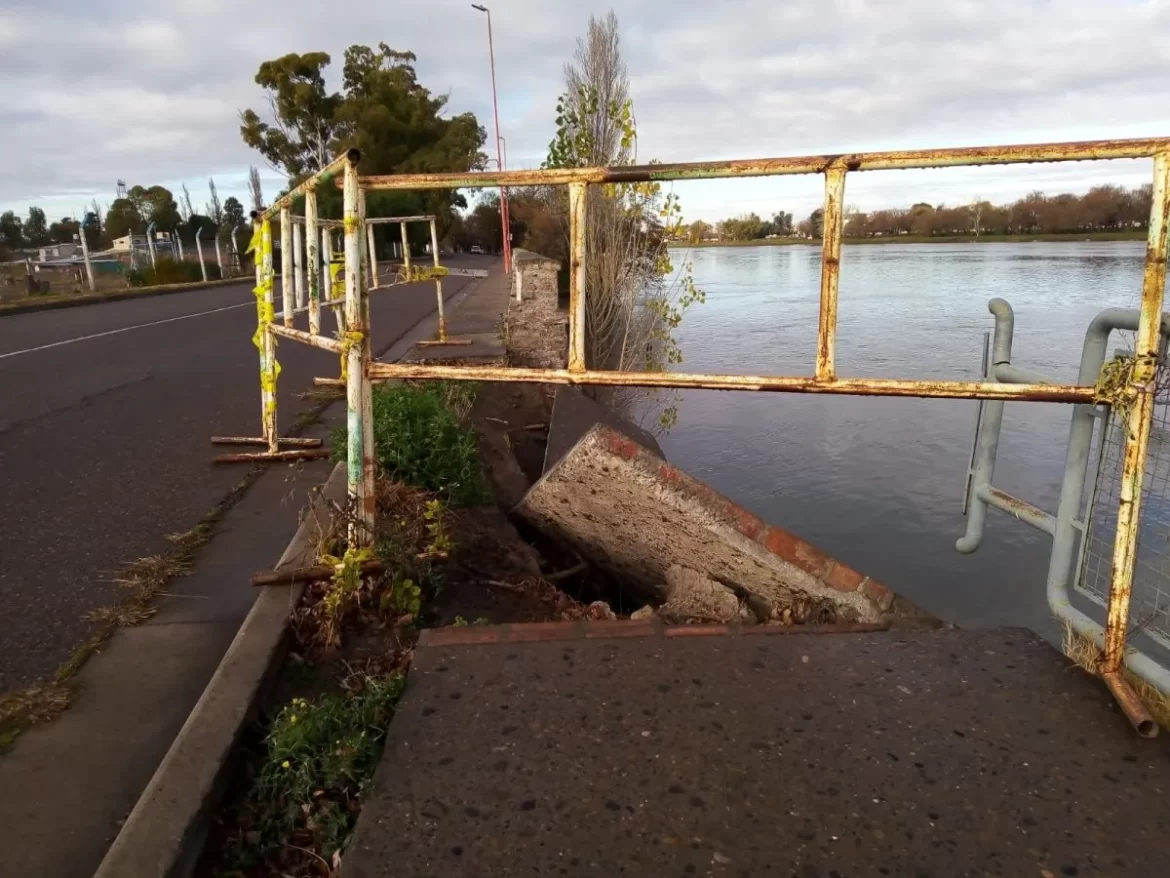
<box><xmin>223</xmin><ymin>138</ymin><xmax>1170</xmax><ymax>733</ymax></box>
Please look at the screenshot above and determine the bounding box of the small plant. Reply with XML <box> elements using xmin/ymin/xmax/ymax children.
<box><xmin>230</xmin><ymin>676</ymin><xmax>403</xmax><ymax>869</ymax></box>
<box><xmin>318</xmin><ymin>546</ymin><xmax>376</xmax><ymax>645</ymax></box>
<box><xmin>422</xmin><ymin>498</ymin><xmax>453</xmax><ymax>558</ymax></box>
<box><xmin>381</xmin><ymin>575</ymin><xmax>421</xmax><ymax>618</ymax></box>
<box><xmin>333</xmin><ymin>382</ymin><xmax>485</xmax><ymax>505</ymax></box>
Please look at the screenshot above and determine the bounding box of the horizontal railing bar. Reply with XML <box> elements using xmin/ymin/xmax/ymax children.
<box><xmin>262</xmin><ymin>150</ymin><xmax>358</xmax><ymax>220</ymax></box>
<box><xmin>978</xmin><ymin>484</ymin><xmax>1057</xmax><ymax>536</ymax></box>
<box><xmin>289</xmin><ymin>216</ymin><xmax>344</xmax><ymax>227</ymax></box>
<box><xmin>364</xmin><ymin>215</ymin><xmax>436</xmax><ymax>224</ymax></box>
<box><xmin>365</xmin><ymin>363</ymin><xmax>1097</xmax><ymax>402</ymax></box>
<box><xmin>357</xmin><ymin>137</ymin><xmax>1169</xmax><ymax>191</ymax></box>
<box><xmin>269</xmin><ymin>323</ymin><xmax>343</xmax><ymax>353</ymax></box>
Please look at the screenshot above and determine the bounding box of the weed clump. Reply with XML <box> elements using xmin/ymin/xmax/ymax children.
<box><xmin>333</xmin><ymin>381</ymin><xmax>485</xmax><ymax>505</ymax></box>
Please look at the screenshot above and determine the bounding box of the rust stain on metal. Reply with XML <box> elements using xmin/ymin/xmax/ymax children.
<box><xmin>356</xmin><ymin>138</ymin><xmax>1170</xmax><ymax>192</ymax></box>
<box><xmin>568</xmin><ymin>182</ymin><xmax>587</xmax><ymax>372</ymax></box>
<box><xmin>268</xmin><ymin>322</ymin><xmax>344</xmax><ymax>353</ymax></box>
<box><xmin>1101</xmin><ymin>671</ymin><xmax>1159</xmax><ymax>737</ymax></box>
<box><xmin>263</xmin><ymin>150</ymin><xmax>354</xmax><ymax>219</ymax></box>
<box><xmin>1103</xmin><ymin>151</ymin><xmax>1170</xmax><ymax>675</ymax></box>
<box><xmin>816</xmin><ymin>167</ymin><xmax>846</xmax><ymax>380</ymax></box>
<box><xmin>366</xmin><ymin>362</ymin><xmax>1096</xmax><ymax>402</ymax></box>
<box><xmin>210</xmin><ymin>436</ymin><xmax>322</xmax><ymax>447</ymax></box>
<box><xmin>214</xmin><ymin>449</ymin><xmax>332</xmax><ymax>463</ymax></box>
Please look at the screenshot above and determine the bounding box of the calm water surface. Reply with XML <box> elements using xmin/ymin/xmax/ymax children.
<box><xmin>659</xmin><ymin>241</ymin><xmax>1147</xmax><ymax>640</ymax></box>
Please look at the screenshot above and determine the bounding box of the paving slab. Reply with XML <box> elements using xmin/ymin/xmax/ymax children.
<box><xmin>344</xmin><ymin>625</ymin><xmax>1170</xmax><ymax>878</ymax></box>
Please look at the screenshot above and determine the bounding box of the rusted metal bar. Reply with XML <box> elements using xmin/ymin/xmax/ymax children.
<box><xmin>427</xmin><ymin>218</ymin><xmax>447</xmax><ymax>341</ymax></box>
<box><xmin>367</xmin><ymin>218</ymin><xmax>377</xmax><ymax>287</ymax></box>
<box><xmin>314</xmin><ymin>377</ymin><xmax>345</xmax><ymax>387</ymax></box>
<box><xmin>364</xmin><ymin>215</ymin><xmax>436</xmax><ymax>224</ymax></box>
<box><xmin>262</xmin><ymin>150</ymin><xmax>351</xmax><ymax>219</ymax></box>
<box><xmin>214</xmin><ymin>449</ymin><xmax>332</xmax><ymax>464</ymax></box>
<box><xmin>268</xmin><ymin>322</ymin><xmax>344</xmax><ymax>353</ymax></box>
<box><xmin>817</xmin><ymin>167</ymin><xmax>846</xmax><ymax>380</ymax></box>
<box><xmin>252</xmin><ymin>559</ymin><xmax>385</xmax><ymax>587</ymax></box>
<box><xmin>400</xmin><ymin>222</ymin><xmax>411</xmax><ymax>274</ymax></box>
<box><xmin>290</xmin><ymin>215</ymin><xmax>344</xmax><ymax>228</ymax></box>
<box><xmin>305</xmin><ymin>187</ymin><xmax>321</xmax><ymax>336</ymax></box>
<box><xmin>1103</xmin><ymin>151</ymin><xmax>1170</xmax><ymax>678</ymax></box>
<box><xmin>279</xmin><ymin>206</ymin><xmax>293</xmax><ymax>327</ymax></box>
<box><xmin>568</xmin><ymin>182</ymin><xmax>587</xmax><ymax>372</ymax></box>
<box><xmin>356</xmin><ymin>138</ymin><xmax>1170</xmax><ymax>192</ymax></box>
<box><xmin>977</xmin><ymin>485</ymin><xmax>1056</xmax><ymax>536</ymax></box>
<box><xmin>1101</xmin><ymin>671</ymin><xmax>1159</xmax><ymax>737</ymax></box>
<box><xmin>211</xmin><ymin>436</ymin><xmax>322</xmax><ymax>447</ymax></box>
<box><xmin>343</xmin><ymin>150</ymin><xmax>375</xmax><ymax>546</ymax></box>
<box><xmin>366</xmin><ymin>361</ymin><xmax>1095</xmax><ymax>402</ymax></box>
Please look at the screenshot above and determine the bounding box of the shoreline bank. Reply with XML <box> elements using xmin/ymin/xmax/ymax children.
<box><xmin>669</xmin><ymin>230</ymin><xmax>1147</xmax><ymax>248</ymax></box>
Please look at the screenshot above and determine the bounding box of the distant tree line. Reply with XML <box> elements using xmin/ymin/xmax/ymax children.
<box><xmin>0</xmin><ymin>177</ymin><xmax>250</xmax><ymax>259</ymax></box>
<box><xmin>697</xmin><ymin>184</ymin><xmax>1153</xmax><ymax>244</ymax></box>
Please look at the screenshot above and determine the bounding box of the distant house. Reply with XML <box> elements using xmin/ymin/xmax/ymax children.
<box><xmin>37</xmin><ymin>242</ymin><xmax>81</xmax><ymax>262</ymax></box>
<box><xmin>112</xmin><ymin>231</ymin><xmax>174</xmax><ymax>252</ymax></box>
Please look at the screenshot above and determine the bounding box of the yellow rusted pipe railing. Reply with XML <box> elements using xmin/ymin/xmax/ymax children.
<box><xmin>816</xmin><ymin>167</ymin><xmax>846</xmax><ymax>380</ymax></box>
<box><xmin>356</xmin><ymin>137</ymin><xmax>1170</xmax><ymax>191</ymax></box>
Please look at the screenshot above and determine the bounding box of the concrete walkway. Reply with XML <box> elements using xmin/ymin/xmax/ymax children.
<box><xmin>0</xmin><ymin>259</ymin><xmax>501</xmax><ymax>878</ymax></box>
<box><xmin>345</xmin><ymin>623</ymin><xmax>1170</xmax><ymax>878</ymax></box>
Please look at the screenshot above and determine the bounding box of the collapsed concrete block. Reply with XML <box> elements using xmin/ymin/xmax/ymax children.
<box><xmin>543</xmin><ymin>386</ymin><xmax>664</xmax><ymax>475</ymax></box>
<box><xmin>516</xmin><ymin>425</ymin><xmax>933</xmax><ymax>626</ymax></box>
<box><xmin>660</xmin><ymin>565</ymin><xmax>743</xmax><ymax>624</ymax></box>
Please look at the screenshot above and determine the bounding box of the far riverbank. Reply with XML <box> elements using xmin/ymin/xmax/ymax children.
<box><xmin>668</xmin><ymin>230</ymin><xmax>1147</xmax><ymax>248</ymax></box>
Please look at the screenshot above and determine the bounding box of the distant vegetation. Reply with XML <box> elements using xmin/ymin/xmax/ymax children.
<box><xmin>691</xmin><ymin>183</ymin><xmax>1154</xmax><ymax>245</ymax></box>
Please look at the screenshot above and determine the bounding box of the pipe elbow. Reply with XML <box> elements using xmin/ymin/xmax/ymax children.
<box><xmin>954</xmin><ymin>535</ymin><xmax>981</xmax><ymax>554</ymax></box>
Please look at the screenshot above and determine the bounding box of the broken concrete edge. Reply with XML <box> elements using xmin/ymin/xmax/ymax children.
<box><xmin>418</xmin><ymin>619</ymin><xmax>892</xmax><ymax>647</ymax></box>
<box><xmin>93</xmin><ymin>462</ymin><xmax>346</xmax><ymax>878</ymax></box>
<box><xmin>0</xmin><ymin>276</ymin><xmax>246</xmax><ymax>317</ymax></box>
<box><xmin>520</xmin><ymin>424</ymin><xmax>937</xmax><ymax>627</ymax></box>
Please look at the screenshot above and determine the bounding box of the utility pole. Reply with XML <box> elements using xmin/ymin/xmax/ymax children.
<box><xmin>471</xmin><ymin>3</ymin><xmax>511</xmax><ymax>272</ymax></box>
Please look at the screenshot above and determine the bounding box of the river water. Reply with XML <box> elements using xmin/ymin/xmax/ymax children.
<box><xmin>658</xmin><ymin>241</ymin><xmax>1148</xmax><ymax>640</ymax></box>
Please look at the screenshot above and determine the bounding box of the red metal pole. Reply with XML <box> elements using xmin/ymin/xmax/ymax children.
<box><xmin>474</xmin><ymin>5</ymin><xmax>511</xmax><ymax>273</ymax></box>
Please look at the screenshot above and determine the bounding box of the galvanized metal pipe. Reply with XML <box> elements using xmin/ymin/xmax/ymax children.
<box><xmin>364</xmin><ymin>215</ymin><xmax>436</xmax><ymax>224</ymax></box>
<box><xmin>977</xmin><ymin>484</ymin><xmax>1056</xmax><ymax>536</ymax></box>
<box><xmin>956</xmin><ymin>298</ymin><xmax>1015</xmax><ymax>553</ymax></box>
<box><xmin>214</xmin><ymin>235</ymin><xmax>223</xmax><ymax>278</ymax></box>
<box><xmin>79</xmin><ymin>222</ymin><xmax>95</xmax><ymax>291</ymax></box>
<box><xmin>195</xmin><ymin>228</ymin><xmax>207</xmax><ymax>283</ymax></box>
<box><xmin>400</xmin><ymin>222</ymin><xmax>411</xmax><ymax>274</ymax></box>
<box><xmin>280</xmin><ymin>207</ymin><xmax>293</xmax><ymax>327</ymax></box>
<box><xmin>1103</xmin><ymin>151</ymin><xmax>1170</xmax><ymax>678</ymax></box>
<box><xmin>305</xmin><ymin>188</ymin><xmax>321</xmax><ymax>335</ymax></box>
<box><xmin>367</xmin><ymin>219</ymin><xmax>377</xmax><ymax>287</ymax></box>
<box><xmin>292</xmin><ymin>221</ymin><xmax>304</xmax><ymax>309</ymax></box>
<box><xmin>816</xmin><ymin>168</ymin><xmax>846</xmax><ymax>380</ymax></box>
<box><xmin>355</xmin><ymin>138</ymin><xmax>1170</xmax><ymax>192</ymax></box>
<box><xmin>342</xmin><ymin>150</ymin><xmax>374</xmax><ymax>545</ymax></box>
<box><xmin>147</xmin><ymin>222</ymin><xmax>157</xmax><ymax>268</ymax></box>
<box><xmin>365</xmin><ymin>361</ymin><xmax>1094</xmax><ymax>401</ymax></box>
<box><xmin>568</xmin><ymin>182</ymin><xmax>587</xmax><ymax>372</ymax></box>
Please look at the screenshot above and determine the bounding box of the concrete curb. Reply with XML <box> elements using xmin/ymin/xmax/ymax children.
<box><xmin>0</xmin><ymin>277</ymin><xmax>246</xmax><ymax>317</ymax></box>
<box><xmin>93</xmin><ymin>462</ymin><xmax>346</xmax><ymax>878</ymax></box>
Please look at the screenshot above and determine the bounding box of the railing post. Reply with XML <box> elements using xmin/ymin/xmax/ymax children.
<box><xmin>292</xmin><ymin>220</ymin><xmax>304</xmax><ymax>309</ymax></box>
<box><xmin>195</xmin><ymin>228</ymin><xmax>207</xmax><ymax>283</ymax></box>
<box><xmin>305</xmin><ymin>187</ymin><xmax>321</xmax><ymax>335</ymax></box>
<box><xmin>214</xmin><ymin>234</ymin><xmax>224</xmax><ymax>278</ymax></box>
<box><xmin>367</xmin><ymin>218</ymin><xmax>377</xmax><ymax>287</ymax></box>
<box><xmin>342</xmin><ymin>150</ymin><xmax>374</xmax><ymax>546</ymax></box>
<box><xmin>400</xmin><ymin>222</ymin><xmax>411</xmax><ymax>276</ymax></box>
<box><xmin>816</xmin><ymin>166</ymin><xmax>847</xmax><ymax>381</ymax></box>
<box><xmin>1103</xmin><ymin>151</ymin><xmax>1170</xmax><ymax>678</ymax></box>
<box><xmin>252</xmin><ymin>215</ymin><xmax>279</xmax><ymax>454</ymax></box>
<box><xmin>568</xmin><ymin>181</ymin><xmax>587</xmax><ymax>372</ymax></box>
<box><xmin>79</xmin><ymin>222</ymin><xmax>95</xmax><ymax>291</ymax></box>
<box><xmin>430</xmin><ymin>218</ymin><xmax>446</xmax><ymax>341</ymax></box>
<box><xmin>280</xmin><ymin>207</ymin><xmax>293</xmax><ymax>326</ymax></box>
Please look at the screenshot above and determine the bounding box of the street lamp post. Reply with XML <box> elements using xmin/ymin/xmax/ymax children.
<box><xmin>471</xmin><ymin>3</ymin><xmax>511</xmax><ymax>273</ymax></box>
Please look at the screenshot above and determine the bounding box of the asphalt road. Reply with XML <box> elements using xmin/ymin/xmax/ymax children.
<box><xmin>0</xmin><ymin>255</ymin><xmax>494</xmax><ymax>692</ymax></box>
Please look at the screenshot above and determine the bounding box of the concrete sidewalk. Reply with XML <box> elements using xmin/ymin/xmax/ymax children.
<box><xmin>0</xmin><ymin>259</ymin><xmax>501</xmax><ymax>878</ymax></box>
<box><xmin>345</xmin><ymin>623</ymin><xmax>1170</xmax><ymax>878</ymax></box>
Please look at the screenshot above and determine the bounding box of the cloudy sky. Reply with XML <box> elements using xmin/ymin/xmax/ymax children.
<box><xmin>2</xmin><ymin>0</ymin><xmax>1169</xmax><ymax>225</ymax></box>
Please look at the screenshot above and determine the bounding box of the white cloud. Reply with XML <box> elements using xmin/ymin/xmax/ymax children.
<box><xmin>2</xmin><ymin>0</ymin><xmax>1169</xmax><ymax>224</ymax></box>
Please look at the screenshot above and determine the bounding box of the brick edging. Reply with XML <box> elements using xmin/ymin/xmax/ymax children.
<box><xmin>418</xmin><ymin>619</ymin><xmax>891</xmax><ymax>648</ymax></box>
<box><xmin>592</xmin><ymin>426</ymin><xmax>896</xmax><ymax>613</ymax></box>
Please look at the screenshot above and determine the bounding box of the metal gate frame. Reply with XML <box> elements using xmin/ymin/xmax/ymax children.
<box><xmin>238</xmin><ymin>139</ymin><xmax>1169</xmax><ymax>733</ymax></box>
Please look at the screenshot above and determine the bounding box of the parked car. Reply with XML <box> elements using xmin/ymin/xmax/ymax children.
<box><xmin>469</xmin><ymin>245</ymin><xmax>484</xmax><ymax>254</ymax></box>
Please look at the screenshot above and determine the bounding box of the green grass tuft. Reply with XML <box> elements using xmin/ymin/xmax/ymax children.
<box><xmin>334</xmin><ymin>381</ymin><xmax>485</xmax><ymax>505</ymax></box>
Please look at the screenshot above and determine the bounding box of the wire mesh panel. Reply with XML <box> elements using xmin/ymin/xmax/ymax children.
<box><xmin>1079</xmin><ymin>368</ymin><xmax>1170</xmax><ymax>650</ymax></box>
